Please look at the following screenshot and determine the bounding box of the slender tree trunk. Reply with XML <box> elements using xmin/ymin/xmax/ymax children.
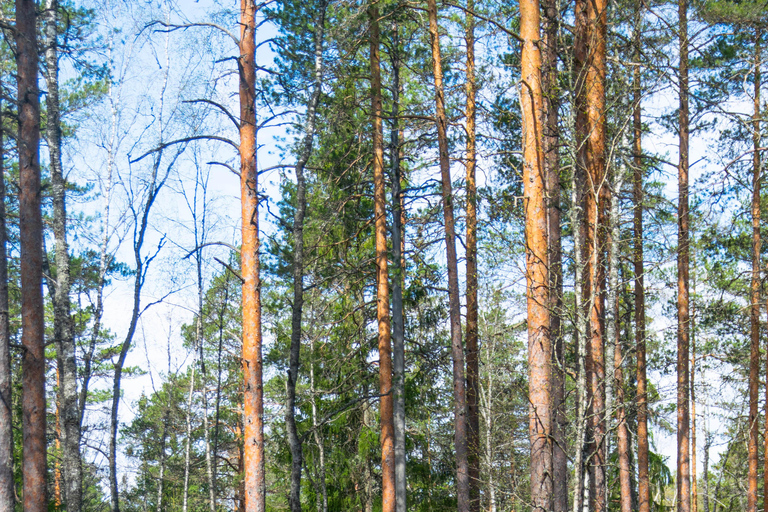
<box><xmin>286</xmin><ymin>5</ymin><xmax>327</xmax><ymax>511</ymax></box>
<box><xmin>691</xmin><ymin>292</ymin><xmax>697</xmax><ymax>512</ymax></box>
<box><xmin>17</xmin><ymin>0</ymin><xmax>47</xmax><ymax>508</ymax></box>
<box><xmin>80</xmin><ymin>70</ymin><xmax>117</xmax><ymax>427</ymax></box>
<box><xmin>370</xmin><ymin>9</ymin><xmax>396</xmax><ymax>511</ymax></box>
<box><xmin>704</xmin><ymin>413</ymin><xmax>711</xmax><ymax>512</ymax></box>
<box><xmin>0</xmin><ymin>81</ymin><xmax>12</xmax><ymax>512</ymax></box>
<box><xmin>182</xmin><ymin>362</ymin><xmax>197</xmax><ymax>512</ymax></box>
<box><xmin>748</xmin><ymin>27</ymin><xmax>762</xmax><ymax>512</ymax></box>
<box><xmin>464</xmin><ymin>3</ymin><xmax>480</xmax><ymax>510</ymax></box>
<box><xmin>677</xmin><ymin>0</ymin><xmax>691</xmax><ymax>510</ymax></box>
<box><xmin>426</xmin><ymin>2</ymin><xmax>470</xmax><ymax>509</ymax></box>
<box><xmin>239</xmin><ymin>0</ymin><xmax>266</xmax><ymax>509</ymax></box>
<box><xmin>44</xmin><ymin>1</ymin><xmax>82</xmax><ymax>509</ymax></box>
<box><xmin>390</xmin><ymin>21</ymin><xmax>407</xmax><ymax>512</ymax></box>
<box><xmin>575</xmin><ymin>0</ymin><xmax>608</xmax><ymax>506</ymax></box>
<box><xmin>607</xmin><ymin>167</ymin><xmax>631</xmax><ymax>512</ymax></box>
<box><xmin>633</xmin><ymin>3</ymin><xmax>649</xmax><ymax>511</ymax></box>
<box><xmin>542</xmin><ymin>0</ymin><xmax>566</xmax><ymax>508</ymax></box>
<box><xmin>569</xmin><ymin>92</ymin><xmax>587</xmax><ymax>512</ymax></box>
<box><xmin>520</xmin><ymin>1</ymin><xmax>552</xmax><ymax>511</ymax></box>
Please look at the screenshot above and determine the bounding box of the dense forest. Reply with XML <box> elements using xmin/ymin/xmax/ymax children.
<box><xmin>0</xmin><ymin>0</ymin><xmax>765</xmax><ymax>510</ymax></box>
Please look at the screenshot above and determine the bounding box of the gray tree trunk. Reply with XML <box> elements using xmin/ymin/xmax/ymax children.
<box><xmin>182</xmin><ymin>361</ymin><xmax>197</xmax><ymax>512</ymax></box>
<box><xmin>44</xmin><ymin>1</ymin><xmax>82</xmax><ymax>510</ymax></box>
<box><xmin>286</xmin><ymin>5</ymin><xmax>327</xmax><ymax>512</ymax></box>
<box><xmin>389</xmin><ymin>20</ymin><xmax>407</xmax><ymax>512</ymax></box>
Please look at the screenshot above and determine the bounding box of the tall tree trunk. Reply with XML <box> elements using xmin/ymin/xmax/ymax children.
<box><xmin>464</xmin><ymin>3</ymin><xmax>480</xmax><ymax>511</ymax></box>
<box><xmin>569</xmin><ymin>92</ymin><xmax>588</xmax><ymax>512</ymax></box>
<box><xmin>633</xmin><ymin>3</ymin><xmax>649</xmax><ymax>511</ymax></box>
<box><xmin>17</xmin><ymin>0</ymin><xmax>46</xmax><ymax>509</ymax></box>
<box><xmin>0</xmin><ymin>80</ymin><xmax>13</xmax><ymax>512</ymax></box>
<box><xmin>240</xmin><ymin>0</ymin><xmax>266</xmax><ymax>508</ymax></box>
<box><xmin>370</xmin><ymin>8</ymin><xmax>396</xmax><ymax>511</ymax></box>
<box><xmin>677</xmin><ymin>0</ymin><xmax>691</xmax><ymax>510</ymax></box>
<box><xmin>286</xmin><ymin>5</ymin><xmax>327</xmax><ymax>511</ymax></box>
<box><xmin>691</xmin><ymin>295</ymin><xmax>697</xmax><ymax>512</ymax></box>
<box><xmin>44</xmin><ymin>1</ymin><xmax>82</xmax><ymax>509</ymax></box>
<box><xmin>749</xmin><ymin>27</ymin><xmax>762</xmax><ymax>512</ymax></box>
<box><xmin>575</xmin><ymin>0</ymin><xmax>608</xmax><ymax>506</ymax></box>
<box><xmin>521</xmin><ymin>1</ymin><xmax>552</xmax><ymax>511</ymax></box>
<box><xmin>390</xmin><ymin>20</ymin><xmax>407</xmax><ymax>512</ymax></box>
<box><xmin>426</xmin><ymin>1</ymin><xmax>470</xmax><ymax>509</ymax></box>
<box><xmin>542</xmin><ymin>0</ymin><xmax>566</xmax><ymax>508</ymax></box>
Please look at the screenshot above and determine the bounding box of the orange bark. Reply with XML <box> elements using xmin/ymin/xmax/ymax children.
<box><xmin>748</xmin><ymin>28</ymin><xmax>761</xmax><ymax>512</ymax></box>
<box><xmin>677</xmin><ymin>1</ymin><xmax>691</xmax><ymax>511</ymax></box>
<box><xmin>239</xmin><ymin>0</ymin><xmax>265</xmax><ymax>510</ymax></box>
<box><xmin>425</xmin><ymin>0</ymin><xmax>469</xmax><ymax>508</ymax></box>
<box><xmin>520</xmin><ymin>1</ymin><xmax>552</xmax><ymax>510</ymax></box>
<box><xmin>369</xmin><ymin>8</ymin><xmax>395</xmax><ymax>511</ymax></box>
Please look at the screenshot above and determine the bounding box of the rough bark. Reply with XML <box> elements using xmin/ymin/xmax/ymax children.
<box><xmin>426</xmin><ymin>1</ymin><xmax>470</xmax><ymax>509</ymax></box>
<box><xmin>633</xmin><ymin>3</ymin><xmax>649</xmax><ymax>511</ymax></box>
<box><xmin>677</xmin><ymin>0</ymin><xmax>691</xmax><ymax>510</ymax></box>
<box><xmin>17</xmin><ymin>0</ymin><xmax>47</xmax><ymax>508</ymax></box>
<box><xmin>748</xmin><ymin>27</ymin><xmax>761</xmax><ymax>512</ymax></box>
<box><xmin>464</xmin><ymin>2</ymin><xmax>480</xmax><ymax>509</ymax></box>
<box><xmin>370</xmin><ymin>8</ymin><xmax>396</xmax><ymax>511</ymax></box>
<box><xmin>240</xmin><ymin>0</ymin><xmax>266</xmax><ymax>510</ymax></box>
<box><xmin>44</xmin><ymin>1</ymin><xmax>82</xmax><ymax>509</ymax></box>
<box><xmin>542</xmin><ymin>0</ymin><xmax>566</xmax><ymax>508</ymax></box>
<box><xmin>390</xmin><ymin>21</ymin><xmax>407</xmax><ymax>512</ymax></box>
<box><xmin>575</xmin><ymin>0</ymin><xmax>608</xmax><ymax>506</ymax></box>
<box><xmin>520</xmin><ymin>1</ymin><xmax>552</xmax><ymax>511</ymax></box>
<box><xmin>0</xmin><ymin>78</ymin><xmax>12</xmax><ymax>512</ymax></box>
<box><xmin>286</xmin><ymin>5</ymin><xmax>327</xmax><ymax>511</ymax></box>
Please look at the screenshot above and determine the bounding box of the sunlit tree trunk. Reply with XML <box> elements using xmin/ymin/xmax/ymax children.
<box><xmin>426</xmin><ymin>1</ymin><xmax>469</xmax><ymax>509</ymax></box>
<box><xmin>748</xmin><ymin>27</ymin><xmax>761</xmax><ymax>512</ymax></box>
<box><xmin>464</xmin><ymin>3</ymin><xmax>480</xmax><ymax>509</ymax></box>
<box><xmin>239</xmin><ymin>0</ymin><xmax>266</xmax><ymax>509</ymax></box>
<box><xmin>575</xmin><ymin>0</ymin><xmax>608</xmax><ymax>506</ymax></box>
<box><xmin>17</xmin><ymin>0</ymin><xmax>46</xmax><ymax>509</ymax></box>
<box><xmin>520</xmin><ymin>1</ymin><xmax>552</xmax><ymax>511</ymax></box>
<box><xmin>633</xmin><ymin>2</ymin><xmax>649</xmax><ymax>510</ymax></box>
<box><xmin>370</xmin><ymin>7</ymin><xmax>396</xmax><ymax>511</ymax></box>
<box><xmin>677</xmin><ymin>0</ymin><xmax>691</xmax><ymax>510</ymax></box>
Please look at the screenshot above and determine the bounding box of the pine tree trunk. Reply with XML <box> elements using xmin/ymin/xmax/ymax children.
<box><xmin>44</xmin><ymin>1</ymin><xmax>82</xmax><ymax>509</ymax></box>
<box><xmin>239</xmin><ymin>0</ymin><xmax>266</xmax><ymax>509</ymax></box>
<box><xmin>633</xmin><ymin>3</ymin><xmax>649</xmax><ymax>511</ymax></box>
<box><xmin>369</xmin><ymin>8</ymin><xmax>396</xmax><ymax>511</ymax></box>
<box><xmin>521</xmin><ymin>0</ymin><xmax>552</xmax><ymax>510</ymax></box>
<box><xmin>17</xmin><ymin>0</ymin><xmax>46</xmax><ymax>509</ymax></box>
<box><xmin>542</xmin><ymin>0</ymin><xmax>566</xmax><ymax>507</ymax></box>
<box><xmin>390</xmin><ymin>20</ymin><xmax>407</xmax><ymax>512</ymax></box>
<box><xmin>464</xmin><ymin>2</ymin><xmax>480</xmax><ymax>508</ymax></box>
<box><xmin>426</xmin><ymin>1</ymin><xmax>470</xmax><ymax>509</ymax></box>
<box><xmin>575</xmin><ymin>0</ymin><xmax>608</xmax><ymax>506</ymax></box>
<box><xmin>0</xmin><ymin>79</ymin><xmax>13</xmax><ymax>512</ymax></box>
<box><xmin>749</xmin><ymin>27</ymin><xmax>762</xmax><ymax>512</ymax></box>
<box><xmin>677</xmin><ymin>0</ymin><xmax>691</xmax><ymax>510</ymax></box>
